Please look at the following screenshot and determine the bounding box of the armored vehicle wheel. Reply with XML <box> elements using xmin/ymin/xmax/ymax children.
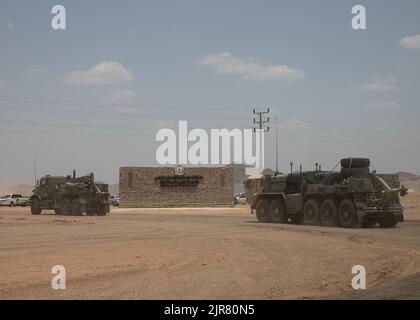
<box><xmin>320</xmin><ymin>199</ymin><xmax>338</xmax><ymax>226</ymax></box>
<box><xmin>338</xmin><ymin>199</ymin><xmax>357</xmax><ymax>228</ymax></box>
<box><xmin>31</xmin><ymin>199</ymin><xmax>41</xmax><ymax>215</ymax></box>
<box><xmin>97</xmin><ymin>204</ymin><xmax>108</xmax><ymax>216</ymax></box>
<box><xmin>256</xmin><ymin>198</ymin><xmax>271</xmax><ymax>222</ymax></box>
<box><xmin>290</xmin><ymin>213</ymin><xmax>303</xmax><ymax>224</ymax></box>
<box><xmin>361</xmin><ymin>220</ymin><xmax>376</xmax><ymax>228</ymax></box>
<box><xmin>340</xmin><ymin>158</ymin><xmax>370</xmax><ymax>168</ymax></box>
<box><xmin>10</xmin><ymin>202</ymin><xmax>15</xmax><ymax>207</ymax></box>
<box><xmin>71</xmin><ymin>199</ymin><xmax>83</xmax><ymax>216</ymax></box>
<box><xmin>379</xmin><ymin>214</ymin><xmax>397</xmax><ymax>228</ymax></box>
<box><xmin>303</xmin><ymin>199</ymin><xmax>320</xmax><ymax>225</ymax></box>
<box><xmin>269</xmin><ymin>199</ymin><xmax>287</xmax><ymax>223</ymax></box>
<box><xmin>61</xmin><ymin>199</ymin><xmax>71</xmax><ymax>215</ymax></box>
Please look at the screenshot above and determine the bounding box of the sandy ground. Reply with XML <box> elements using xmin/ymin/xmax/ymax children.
<box><xmin>1</xmin><ymin>203</ymin><xmax>420</xmax><ymax>300</ymax></box>
<box><xmin>401</xmin><ymin>192</ymin><xmax>420</xmax><ymax>221</ymax></box>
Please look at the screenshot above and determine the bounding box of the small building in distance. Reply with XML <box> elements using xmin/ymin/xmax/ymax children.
<box><xmin>119</xmin><ymin>165</ymin><xmax>234</xmax><ymax>207</ymax></box>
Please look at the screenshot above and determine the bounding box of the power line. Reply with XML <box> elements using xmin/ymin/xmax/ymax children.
<box><xmin>1</xmin><ymin>94</ymin><xmax>419</xmax><ymax>142</ymax></box>
<box><xmin>2</xmin><ymin>94</ymin><xmax>420</xmax><ymax>156</ymax></box>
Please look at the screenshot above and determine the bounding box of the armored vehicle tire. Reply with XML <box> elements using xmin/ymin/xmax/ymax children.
<box><xmin>61</xmin><ymin>199</ymin><xmax>71</xmax><ymax>215</ymax></box>
<box><xmin>340</xmin><ymin>158</ymin><xmax>370</xmax><ymax>169</ymax></box>
<box><xmin>31</xmin><ymin>199</ymin><xmax>41</xmax><ymax>215</ymax></box>
<box><xmin>10</xmin><ymin>202</ymin><xmax>15</xmax><ymax>207</ymax></box>
<box><xmin>71</xmin><ymin>199</ymin><xmax>83</xmax><ymax>216</ymax></box>
<box><xmin>303</xmin><ymin>199</ymin><xmax>320</xmax><ymax>225</ymax></box>
<box><xmin>379</xmin><ymin>215</ymin><xmax>398</xmax><ymax>228</ymax></box>
<box><xmin>269</xmin><ymin>199</ymin><xmax>287</xmax><ymax>223</ymax></box>
<box><xmin>361</xmin><ymin>220</ymin><xmax>376</xmax><ymax>228</ymax></box>
<box><xmin>319</xmin><ymin>199</ymin><xmax>338</xmax><ymax>227</ymax></box>
<box><xmin>338</xmin><ymin>199</ymin><xmax>358</xmax><ymax>228</ymax></box>
<box><xmin>256</xmin><ymin>198</ymin><xmax>271</xmax><ymax>223</ymax></box>
<box><xmin>97</xmin><ymin>204</ymin><xmax>108</xmax><ymax>216</ymax></box>
<box><xmin>290</xmin><ymin>213</ymin><xmax>303</xmax><ymax>224</ymax></box>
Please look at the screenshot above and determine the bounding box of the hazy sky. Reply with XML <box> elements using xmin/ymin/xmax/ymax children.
<box><xmin>1</xmin><ymin>0</ymin><xmax>420</xmax><ymax>185</ymax></box>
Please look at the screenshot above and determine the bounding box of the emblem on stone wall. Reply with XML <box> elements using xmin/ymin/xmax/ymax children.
<box><xmin>175</xmin><ymin>165</ymin><xmax>184</xmax><ymax>176</ymax></box>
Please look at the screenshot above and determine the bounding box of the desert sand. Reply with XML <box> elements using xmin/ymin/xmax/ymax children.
<box><xmin>1</xmin><ymin>203</ymin><xmax>420</xmax><ymax>299</ymax></box>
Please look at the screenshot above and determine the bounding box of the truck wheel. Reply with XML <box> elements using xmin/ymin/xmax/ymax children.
<box><xmin>303</xmin><ymin>199</ymin><xmax>320</xmax><ymax>225</ymax></box>
<box><xmin>338</xmin><ymin>199</ymin><xmax>357</xmax><ymax>228</ymax></box>
<box><xmin>97</xmin><ymin>204</ymin><xmax>108</xmax><ymax>216</ymax></box>
<box><xmin>269</xmin><ymin>199</ymin><xmax>287</xmax><ymax>223</ymax></box>
<box><xmin>61</xmin><ymin>199</ymin><xmax>71</xmax><ymax>215</ymax></box>
<box><xmin>10</xmin><ymin>202</ymin><xmax>15</xmax><ymax>207</ymax></box>
<box><xmin>290</xmin><ymin>213</ymin><xmax>303</xmax><ymax>224</ymax></box>
<box><xmin>31</xmin><ymin>199</ymin><xmax>41</xmax><ymax>215</ymax></box>
<box><xmin>71</xmin><ymin>199</ymin><xmax>83</xmax><ymax>216</ymax></box>
<box><xmin>361</xmin><ymin>220</ymin><xmax>376</xmax><ymax>228</ymax></box>
<box><xmin>379</xmin><ymin>214</ymin><xmax>397</xmax><ymax>228</ymax></box>
<box><xmin>256</xmin><ymin>198</ymin><xmax>270</xmax><ymax>223</ymax></box>
<box><xmin>319</xmin><ymin>199</ymin><xmax>338</xmax><ymax>227</ymax></box>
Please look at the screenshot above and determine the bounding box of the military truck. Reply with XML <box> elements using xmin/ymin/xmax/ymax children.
<box><xmin>245</xmin><ymin>158</ymin><xmax>407</xmax><ymax>228</ymax></box>
<box><xmin>29</xmin><ymin>170</ymin><xmax>110</xmax><ymax>216</ymax></box>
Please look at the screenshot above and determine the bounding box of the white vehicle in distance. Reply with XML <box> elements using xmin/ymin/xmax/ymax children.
<box><xmin>107</xmin><ymin>195</ymin><xmax>120</xmax><ymax>206</ymax></box>
<box><xmin>0</xmin><ymin>194</ymin><xmax>29</xmax><ymax>207</ymax></box>
<box><xmin>233</xmin><ymin>193</ymin><xmax>247</xmax><ymax>205</ymax></box>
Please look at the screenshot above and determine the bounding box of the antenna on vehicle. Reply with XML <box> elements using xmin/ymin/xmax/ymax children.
<box><xmin>300</xmin><ymin>164</ymin><xmax>303</xmax><ymax>194</ymax></box>
<box><xmin>73</xmin><ymin>169</ymin><xmax>76</xmax><ymax>179</ymax></box>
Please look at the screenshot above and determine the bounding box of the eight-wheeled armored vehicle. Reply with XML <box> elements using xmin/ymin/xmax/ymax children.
<box><xmin>245</xmin><ymin>158</ymin><xmax>407</xmax><ymax>228</ymax></box>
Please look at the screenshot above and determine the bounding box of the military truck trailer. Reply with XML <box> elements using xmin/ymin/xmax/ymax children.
<box><xmin>29</xmin><ymin>170</ymin><xmax>110</xmax><ymax>216</ymax></box>
<box><xmin>245</xmin><ymin>158</ymin><xmax>407</xmax><ymax>228</ymax></box>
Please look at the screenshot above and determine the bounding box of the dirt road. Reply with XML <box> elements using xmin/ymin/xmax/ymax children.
<box><xmin>1</xmin><ymin>206</ymin><xmax>420</xmax><ymax>299</ymax></box>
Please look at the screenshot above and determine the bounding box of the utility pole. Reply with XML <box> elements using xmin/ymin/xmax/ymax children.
<box><xmin>253</xmin><ymin>108</ymin><xmax>270</xmax><ymax>132</ymax></box>
<box><xmin>275</xmin><ymin>116</ymin><xmax>278</xmax><ymax>173</ymax></box>
<box><xmin>34</xmin><ymin>149</ymin><xmax>37</xmax><ymax>187</ymax></box>
<box><xmin>252</xmin><ymin>108</ymin><xmax>270</xmax><ymax>173</ymax></box>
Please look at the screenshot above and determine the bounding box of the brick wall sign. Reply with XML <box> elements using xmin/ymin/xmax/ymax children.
<box><xmin>119</xmin><ymin>166</ymin><xmax>234</xmax><ymax>207</ymax></box>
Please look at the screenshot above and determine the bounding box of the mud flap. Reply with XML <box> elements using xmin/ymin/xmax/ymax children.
<box><xmin>395</xmin><ymin>213</ymin><xmax>404</xmax><ymax>222</ymax></box>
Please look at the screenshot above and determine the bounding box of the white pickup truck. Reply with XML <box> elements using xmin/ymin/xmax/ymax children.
<box><xmin>0</xmin><ymin>194</ymin><xmax>29</xmax><ymax>207</ymax></box>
